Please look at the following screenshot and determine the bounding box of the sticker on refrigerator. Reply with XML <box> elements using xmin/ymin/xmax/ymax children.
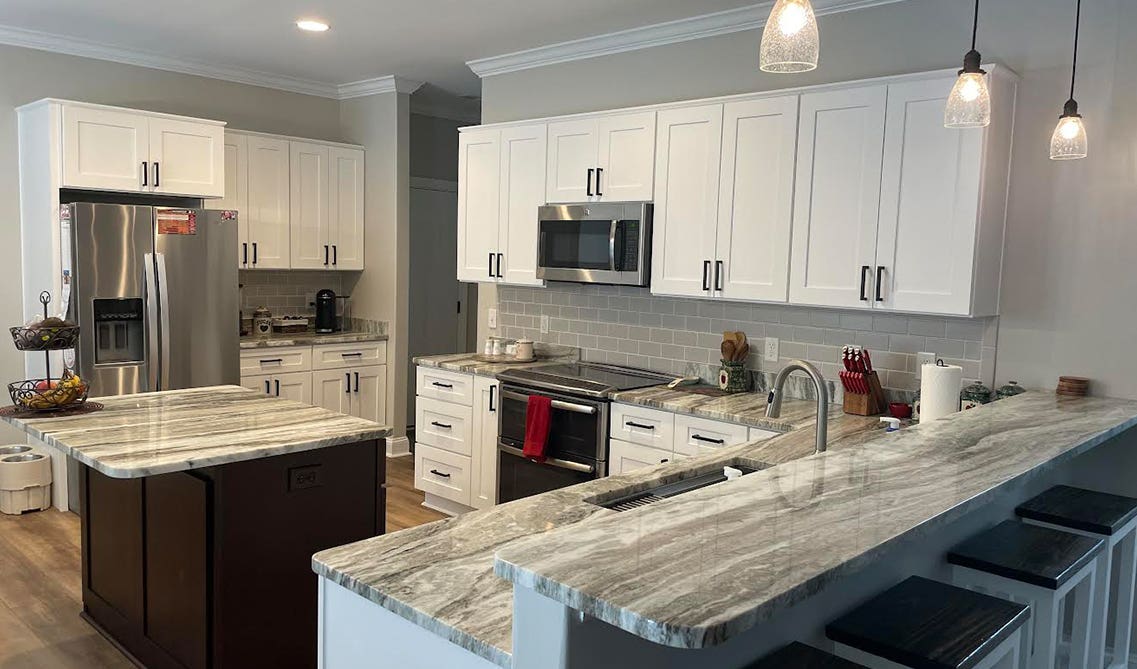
<box><xmin>157</xmin><ymin>209</ymin><xmax>197</xmax><ymax>235</ymax></box>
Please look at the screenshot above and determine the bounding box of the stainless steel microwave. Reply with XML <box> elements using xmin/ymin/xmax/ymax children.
<box><xmin>536</xmin><ymin>202</ymin><xmax>652</xmax><ymax>286</ymax></box>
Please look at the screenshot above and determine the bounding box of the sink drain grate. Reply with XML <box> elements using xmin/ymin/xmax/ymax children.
<box><xmin>607</xmin><ymin>493</ymin><xmax>665</xmax><ymax>512</ymax></box>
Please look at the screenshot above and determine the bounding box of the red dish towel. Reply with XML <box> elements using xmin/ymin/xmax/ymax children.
<box><xmin>522</xmin><ymin>395</ymin><xmax>553</xmax><ymax>462</ymax></box>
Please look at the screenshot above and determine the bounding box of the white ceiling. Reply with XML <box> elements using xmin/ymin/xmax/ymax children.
<box><xmin>0</xmin><ymin>0</ymin><xmax>760</xmax><ymax>98</ymax></box>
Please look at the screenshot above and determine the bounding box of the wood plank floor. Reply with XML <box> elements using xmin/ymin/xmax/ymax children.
<box><xmin>0</xmin><ymin>455</ymin><xmax>445</xmax><ymax>668</ymax></box>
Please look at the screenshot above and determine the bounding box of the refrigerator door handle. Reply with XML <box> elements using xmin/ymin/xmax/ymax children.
<box><xmin>143</xmin><ymin>253</ymin><xmax>161</xmax><ymax>392</ymax></box>
<box><xmin>156</xmin><ymin>252</ymin><xmax>172</xmax><ymax>391</ymax></box>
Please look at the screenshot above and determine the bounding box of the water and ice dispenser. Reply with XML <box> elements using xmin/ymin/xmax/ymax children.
<box><xmin>92</xmin><ymin>298</ymin><xmax>144</xmax><ymax>365</ymax></box>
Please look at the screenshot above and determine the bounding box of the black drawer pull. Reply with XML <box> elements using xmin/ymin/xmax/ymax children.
<box><xmin>341</xmin><ymin>352</ymin><xmax>364</xmax><ymax>358</ymax></box>
<box><xmin>429</xmin><ymin>469</ymin><xmax>451</xmax><ymax>479</ymax></box>
<box><xmin>692</xmin><ymin>434</ymin><xmax>726</xmax><ymax>445</ymax></box>
<box><xmin>626</xmin><ymin>421</ymin><xmax>655</xmax><ymax>430</ymax></box>
<box><xmin>430</xmin><ymin>421</ymin><xmax>453</xmax><ymax>430</ymax></box>
<box><xmin>260</xmin><ymin>358</ymin><xmax>284</xmax><ymax>364</ymax></box>
<box><xmin>432</xmin><ymin>382</ymin><xmax>454</xmax><ymax>389</ymax></box>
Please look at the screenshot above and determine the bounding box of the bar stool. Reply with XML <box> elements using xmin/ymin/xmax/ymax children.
<box><xmin>1016</xmin><ymin>486</ymin><xmax>1137</xmax><ymax>669</ymax></box>
<box><xmin>948</xmin><ymin>520</ymin><xmax>1104</xmax><ymax>669</ymax></box>
<box><xmin>748</xmin><ymin>642</ymin><xmax>868</xmax><ymax>668</ymax></box>
<box><xmin>826</xmin><ymin>576</ymin><xmax>1029</xmax><ymax>669</ymax></box>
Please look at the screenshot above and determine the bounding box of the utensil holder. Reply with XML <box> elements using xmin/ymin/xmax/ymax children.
<box><xmin>718</xmin><ymin>361</ymin><xmax>749</xmax><ymax>393</ymax></box>
<box><xmin>842</xmin><ymin>371</ymin><xmax>886</xmax><ymax>416</ymax></box>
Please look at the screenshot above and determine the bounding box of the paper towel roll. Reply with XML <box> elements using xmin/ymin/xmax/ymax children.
<box><xmin>920</xmin><ymin>363</ymin><xmax>962</xmax><ymax>422</ymax></box>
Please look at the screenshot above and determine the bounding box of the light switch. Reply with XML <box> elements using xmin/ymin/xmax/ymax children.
<box><xmin>540</xmin><ymin>315</ymin><xmax>549</xmax><ymax>334</ymax></box>
<box><xmin>764</xmin><ymin>337</ymin><xmax>779</xmax><ymax>362</ymax></box>
<box><xmin>487</xmin><ymin>308</ymin><xmax>497</xmax><ymax>329</ymax></box>
<box><xmin>916</xmin><ymin>352</ymin><xmax>936</xmax><ymax>379</ymax></box>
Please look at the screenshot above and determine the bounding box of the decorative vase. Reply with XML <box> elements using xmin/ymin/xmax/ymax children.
<box><xmin>718</xmin><ymin>361</ymin><xmax>749</xmax><ymax>393</ymax></box>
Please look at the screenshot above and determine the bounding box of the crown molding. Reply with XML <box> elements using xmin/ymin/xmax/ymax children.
<box><xmin>467</xmin><ymin>0</ymin><xmax>908</xmax><ymax>78</ymax></box>
<box><xmin>338</xmin><ymin>75</ymin><xmax>425</xmax><ymax>99</ymax></box>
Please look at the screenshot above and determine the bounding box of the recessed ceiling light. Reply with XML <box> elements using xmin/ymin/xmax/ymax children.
<box><xmin>296</xmin><ymin>19</ymin><xmax>329</xmax><ymax>32</ymax></box>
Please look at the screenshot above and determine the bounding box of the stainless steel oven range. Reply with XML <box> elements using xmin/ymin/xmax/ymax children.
<box><xmin>496</xmin><ymin>363</ymin><xmax>673</xmax><ymax>503</ymax></box>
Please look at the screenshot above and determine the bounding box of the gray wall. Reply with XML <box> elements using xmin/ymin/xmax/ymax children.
<box><xmin>477</xmin><ymin>0</ymin><xmax>1137</xmax><ymax>399</ymax></box>
<box><xmin>410</xmin><ymin>113</ymin><xmax>462</xmax><ymax>181</ymax></box>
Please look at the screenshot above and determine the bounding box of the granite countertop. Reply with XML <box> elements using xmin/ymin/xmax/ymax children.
<box><xmin>494</xmin><ymin>393</ymin><xmax>1137</xmax><ymax>649</ymax></box>
<box><xmin>612</xmin><ymin>384</ymin><xmax>841</xmax><ymax>432</ymax></box>
<box><xmin>311</xmin><ymin>408</ymin><xmax>876</xmax><ymax>667</ymax></box>
<box><xmin>1</xmin><ymin>385</ymin><xmax>390</xmax><ymax>479</ymax></box>
<box><xmin>413</xmin><ymin>345</ymin><xmax>579</xmax><ymax>379</ymax></box>
<box><xmin>240</xmin><ymin>330</ymin><xmax>388</xmax><ymax>349</ymax></box>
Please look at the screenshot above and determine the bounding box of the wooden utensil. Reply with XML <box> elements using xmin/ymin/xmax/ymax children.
<box><xmin>734</xmin><ymin>342</ymin><xmax>750</xmax><ymax>361</ymax></box>
<box><xmin>721</xmin><ymin>340</ymin><xmax>736</xmax><ymax>362</ymax></box>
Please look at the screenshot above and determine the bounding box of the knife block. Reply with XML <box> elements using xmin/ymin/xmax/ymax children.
<box><xmin>843</xmin><ymin>371</ymin><xmax>886</xmax><ymax>416</ymax></box>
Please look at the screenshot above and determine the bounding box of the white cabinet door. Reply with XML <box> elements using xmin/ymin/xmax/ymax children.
<box><xmin>497</xmin><ymin>125</ymin><xmax>546</xmax><ymax>287</ymax></box>
<box><xmin>545</xmin><ymin>119</ymin><xmax>598</xmax><ymax>203</ymax></box>
<box><xmin>241</xmin><ymin>373</ymin><xmax>271</xmax><ymax>395</ymax></box>
<box><xmin>329</xmin><ymin>147</ymin><xmax>365</xmax><ymax>270</ymax></box>
<box><xmin>470</xmin><ymin>377</ymin><xmax>499</xmax><ymax>510</ymax></box>
<box><xmin>147</xmin><ymin>117</ymin><xmax>225</xmax><ymax>197</ymax></box>
<box><xmin>313</xmin><ymin>369</ymin><xmax>352</xmax><ymax>414</ymax></box>
<box><xmin>717</xmin><ymin>96</ymin><xmax>799</xmax><ymax>303</ymax></box>
<box><xmin>650</xmin><ymin>105</ymin><xmax>723</xmax><ymax>298</ymax></box>
<box><xmin>351</xmin><ymin>366</ymin><xmax>387</xmax><ymax>425</ymax></box>
<box><xmin>610</xmin><ymin>439</ymin><xmax>675</xmax><ymax>475</ymax></box>
<box><xmin>789</xmin><ymin>86</ymin><xmax>887</xmax><ymax>309</ymax></box>
<box><xmin>596</xmin><ymin>111</ymin><xmax>656</xmax><ymax>201</ymax></box>
<box><xmin>245</xmin><ymin>135</ymin><xmax>291</xmax><ymax>269</ymax></box>
<box><xmin>273</xmin><ymin>371</ymin><xmax>312</xmax><ymax>404</ymax></box>
<box><xmin>876</xmin><ymin>77</ymin><xmax>984</xmax><ymax>315</ymax></box>
<box><xmin>290</xmin><ymin>141</ymin><xmax>332</xmax><ymax>269</ymax></box>
<box><xmin>457</xmin><ymin>129</ymin><xmax>501</xmax><ymax>282</ymax></box>
<box><xmin>61</xmin><ymin>105</ymin><xmax>149</xmax><ymax>192</ymax></box>
<box><xmin>211</xmin><ymin>133</ymin><xmax>248</xmax><ymax>267</ymax></box>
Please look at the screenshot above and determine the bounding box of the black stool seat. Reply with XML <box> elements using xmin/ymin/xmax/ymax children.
<box><xmin>826</xmin><ymin>577</ymin><xmax>1029</xmax><ymax>669</ymax></box>
<box><xmin>747</xmin><ymin>642</ymin><xmax>867</xmax><ymax>668</ymax></box>
<box><xmin>948</xmin><ymin>519</ymin><xmax>1104</xmax><ymax>590</ymax></box>
<box><xmin>1016</xmin><ymin>485</ymin><xmax>1137</xmax><ymax>536</ymax></box>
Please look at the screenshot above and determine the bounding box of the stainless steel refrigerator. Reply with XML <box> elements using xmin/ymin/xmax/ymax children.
<box><xmin>64</xmin><ymin>203</ymin><xmax>239</xmax><ymax>396</ymax></box>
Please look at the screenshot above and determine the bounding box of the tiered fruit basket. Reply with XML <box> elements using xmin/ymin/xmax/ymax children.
<box><xmin>7</xmin><ymin>292</ymin><xmax>90</xmax><ymax>413</ymax></box>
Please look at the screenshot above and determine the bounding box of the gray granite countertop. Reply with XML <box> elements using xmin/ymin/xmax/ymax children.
<box><xmin>611</xmin><ymin>384</ymin><xmax>840</xmax><ymax>432</ymax></box>
<box><xmin>240</xmin><ymin>331</ymin><xmax>388</xmax><ymax>349</ymax></box>
<box><xmin>413</xmin><ymin>345</ymin><xmax>579</xmax><ymax>379</ymax></box>
<box><xmin>1</xmin><ymin>385</ymin><xmax>390</xmax><ymax>479</ymax></box>
<box><xmin>494</xmin><ymin>393</ymin><xmax>1137</xmax><ymax>649</ymax></box>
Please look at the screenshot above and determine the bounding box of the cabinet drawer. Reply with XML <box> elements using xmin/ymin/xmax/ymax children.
<box><xmin>609</xmin><ymin>438</ymin><xmax>678</xmax><ymax>476</ymax></box>
<box><xmin>610</xmin><ymin>403</ymin><xmax>675</xmax><ymax>449</ymax></box>
<box><xmin>748</xmin><ymin>427</ymin><xmax>781</xmax><ymax>443</ymax></box>
<box><xmin>414</xmin><ymin>444</ymin><xmax>471</xmax><ymax>506</ymax></box>
<box><xmin>312</xmin><ymin>342</ymin><xmax>387</xmax><ymax>370</ymax></box>
<box><xmin>673</xmin><ymin>415</ymin><xmax>751</xmax><ymax>457</ymax></box>
<box><xmin>416</xmin><ymin>367</ymin><xmax>474</xmax><ymax>406</ymax></box>
<box><xmin>240</xmin><ymin>347</ymin><xmax>311</xmax><ymax>375</ymax></box>
<box><xmin>415</xmin><ymin>397</ymin><xmax>473</xmax><ymax>456</ymax></box>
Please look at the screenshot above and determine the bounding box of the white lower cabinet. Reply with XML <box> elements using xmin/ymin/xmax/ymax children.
<box><xmin>240</xmin><ymin>341</ymin><xmax>387</xmax><ymax>422</ymax></box>
<box><xmin>673</xmin><ymin>414</ymin><xmax>751</xmax><ymax>457</ymax></box>
<box><xmin>313</xmin><ymin>369</ymin><xmax>353</xmax><ymax>414</ymax></box>
<box><xmin>241</xmin><ymin>370</ymin><xmax>311</xmax><ymax>402</ymax></box>
<box><xmin>414</xmin><ymin>445</ymin><xmax>472</xmax><ymax>507</ymax></box>
<box><xmin>470</xmin><ymin>377</ymin><xmax>499</xmax><ymax>510</ymax></box>
<box><xmin>610</xmin><ymin>439</ymin><xmax>676</xmax><ymax>475</ymax></box>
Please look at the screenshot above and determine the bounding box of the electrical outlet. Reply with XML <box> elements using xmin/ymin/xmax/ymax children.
<box><xmin>916</xmin><ymin>351</ymin><xmax>937</xmax><ymax>379</ymax></box>
<box><xmin>487</xmin><ymin>308</ymin><xmax>498</xmax><ymax>329</ymax></box>
<box><xmin>764</xmin><ymin>337</ymin><xmax>779</xmax><ymax>362</ymax></box>
<box><xmin>540</xmin><ymin>314</ymin><xmax>549</xmax><ymax>334</ymax></box>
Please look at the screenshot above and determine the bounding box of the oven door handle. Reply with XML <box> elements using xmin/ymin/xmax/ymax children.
<box><xmin>500</xmin><ymin>390</ymin><xmax>597</xmax><ymax>415</ymax></box>
<box><xmin>499</xmin><ymin>444</ymin><xmax>596</xmax><ymax>474</ymax></box>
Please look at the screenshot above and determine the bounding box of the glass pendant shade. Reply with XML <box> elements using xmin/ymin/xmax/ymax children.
<box><xmin>944</xmin><ymin>52</ymin><xmax>991</xmax><ymax>128</ymax></box>
<box><xmin>1050</xmin><ymin>101</ymin><xmax>1088</xmax><ymax>160</ymax></box>
<box><xmin>760</xmin><ymin>0</ymin><xmax>819</xmax><ymax>73</ymax></box>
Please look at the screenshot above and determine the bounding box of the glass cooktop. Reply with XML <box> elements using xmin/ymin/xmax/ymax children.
<box><xmin>498</xmin><ymin>363</ymin><xmax>673</xmax><ymax>398</ymax></box>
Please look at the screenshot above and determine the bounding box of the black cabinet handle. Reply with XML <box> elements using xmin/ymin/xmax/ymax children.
<box><xmin>429</xmin><ymin>469</ymin><xmax>451</xmax><ymax>479</ymax></box>
<box><xmin>587</xmin><ymin>168</ymin><xmax>594</xmax><ymax>197</ymax></box>
<box><xmin>345</xmin><ymin>373</ymin><xmax>351</xmax><ymax>394</ymax></box>
<box><xmin>324</xmin><ymin>245</ymin><xmax>330</xmax><ymax>266</ymax></box>
<box><xmin>274</xmin><ymin>379</ymin><xmax>280</xmax><ymax>397</ymax></box>
<box><xmin>497</xmin><ymin>253</ymin><xmax>504</xmax><ymax>278</ymax></box>
<box><xmin>626</xmin><ymin>421</ymin><xmax>655</xmax><ymax>430</ymax></box>
<box><xmin>859</xmin><ymin>265</ymin><xmax>871</xmax><ymax>301</ymax></box>
<box><xmin>488</xmin><ymin>252</ymin><xmax>494</xmax><ymax>278</ymax></box>
<box><xmin>341</xmin><ymin>352</ymin><xmax>364</xmax><ymax>358</ymax></box>
<box><xmin>252</xmin><ymin>242</ymin><xmax>258</xmax><ymax>265</ymax></box>
<box><xmin>595</xmin><ymin>168</ymin><xmax>603</xmax><ymax>197</ymax></box>
<box><xmin>153</xmin><ymin>162</ymin><xmax>160</xmax><ymax>188</ymax></box>
<box><xmin>702</xmin><ymin>260</ymin><xmax>712</xmax><ymax>291</ymax></box>
<box><xmin>430</xmin><ymin>421</ymin><xmax>452</xmax><ymax>430</ymax></box>
<box><xmin>332</xmin><ymin>245</ymin><xmax>338</xmax><ymax>266</ymax></box>
<box><xmin>692</xmin><ymin>434</ymin><xmax>726</xmax><ymax>445</ymax></box>
<box><xmin>264</xmin><ymin>380</ymin><xmax>270</xmax><ymax>394</ymax></box>
<box><xmin>242</xmin><ymin>243</ymin><xmax>248</xmax><ymax>265</ymax></box>
<box><xmin>661</xmin><ymin>458</ymin><xmax>670</xmax><ymax>464</ymax></box>
<box><xmin>714</xmin><ymin>260</ymin><xmax>724</xmax><ymax>291</ymax></box>
<box><xmin>489</xmin><ymin>385</ymin><xmax>496</xmax><ymax>413</ymax></box>
<box><xmin>875</xmin><ymin>266</ymin><xmax>885</xmax><ymax>302</ymax></box>
<box><xmin>141</xmin><ymin>162</ymin><xmax>148</xmax><ymax>187</ymax></box>
<box><xmin>259</xmin><ymin>358</ymin><xmax>284</xmax><ymax>364</ymax></box>
<box><xmin>432</xmin><ymin>382</ymin><xmax>453</xmax><ymax>389</ymax></box>
<box><xmin>354</xmin><ymin>372</ymin><xmax>360</xmax><ymax>393</ymax></box>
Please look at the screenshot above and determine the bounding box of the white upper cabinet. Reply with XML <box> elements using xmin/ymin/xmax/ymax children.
<box><xmin>290</xmin><ymin>141</ymin><xmax>332</xmax><ymax>270</ymax></box>
<box><xmin>716</xmin><ymin>96</ymin><xmax>799</xmax><ymax>303</ymax></box>
<box><xmin>60</xmin><ymin>102</ymin><xmax>224</xmax><ymax>197</ymax></box>
<box><xmin>457</xmin><ymin>129</ymin><xmax>501</xmax><ymax>283</ymax></box>
<box><xmin>329</xmin><ymin>147</ymin><xmax>365</xmax><ymax>270</ymax></box>
<box><xmin>244</xmin><ymin>135</ymin><xmax>291</xmax><ymax>270</ymax></box>
<box><xmin>789</xmin><ymin>85</ymin><xmax>887</xmax><ymax>309</ymax></box>
<box><xmin>875</xmin><ymin>77</ymin><xmax>985</xmax><ymax>315</ymax></box>
<box><xmin>211</xmin><ymin>133</ymin><xmax>248</xmax><ymax>266</ymax></box>
<box><xmin>498</xmin><ymin>125</ymin><xmax>547</xmax><ymax>287</ymax></box>
<box><xmin>650</xmin><ymin>105</ymin><xmax>723</xmax><ymax>298</ymax></box>
<box><xmin>546</xmin><ymin>112</ymin><xmax>656</xmax><ymax>203</ymax></box>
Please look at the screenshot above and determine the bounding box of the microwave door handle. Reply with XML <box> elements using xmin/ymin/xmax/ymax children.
<box><xmin>143</xmin><ymin>253</ymin><xmax>160</xmax><ymax>392</ymax></box>
<box><xmin>156</xmin><ymin>253</ymin><xmax>171</xmax><ymax>391</ymax></box>
<box><xmin>499</xmin><ymin>444</ymin><xmax>595</xmax><ymax>474</ymax></box>
<box><xmin>609</xmin><ymin>220</ymin><xmax>618</xmax><ymax>272</ymax></box>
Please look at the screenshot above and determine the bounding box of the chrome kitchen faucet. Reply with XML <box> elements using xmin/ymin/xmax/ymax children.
<box><xmin>765</xmin><ymin>360</ymin><xmax>829</xmax><ymax>455</ymax></box>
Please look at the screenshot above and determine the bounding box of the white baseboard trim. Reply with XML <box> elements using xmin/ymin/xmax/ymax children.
<box><xmin>386</xmin><ymin>436</ymin><xmax>411</xmax><ymax>458</ymax></box>
<box><xmin>422</xmin><ymin>493</ymin><xmax>474</xmax><ymax>517</ymax></box>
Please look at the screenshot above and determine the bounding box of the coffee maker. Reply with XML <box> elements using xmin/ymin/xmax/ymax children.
<box><xmin>315</xmin><ymin>289</ymin><xmax>338</xmax><ymax>333</ymax></box>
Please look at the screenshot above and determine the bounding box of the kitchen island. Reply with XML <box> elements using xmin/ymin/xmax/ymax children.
<box><xmin>2</xmin><ymin>385</ymin><xmax>389</xmax><ymax>669</ymax></box>
<box><xmin>313</xmin><ymin>392</ymin><xmax>1137</xmax><ymax>668</ymax></box>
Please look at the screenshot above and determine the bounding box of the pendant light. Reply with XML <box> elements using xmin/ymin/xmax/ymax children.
<box><xmin>944</xmin><ymin>0</ymin><xmax>991</xmax><ymax>128</ymax></box>
<box><xmin>1050</xmin><ymin>0</ymin><xmax>1088</xmax><ymax>160</ymax></box>
<box><xmin>760</xmin><ymin>0</ymin><xmax>820</xmax><ymax>73</ymax></box>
